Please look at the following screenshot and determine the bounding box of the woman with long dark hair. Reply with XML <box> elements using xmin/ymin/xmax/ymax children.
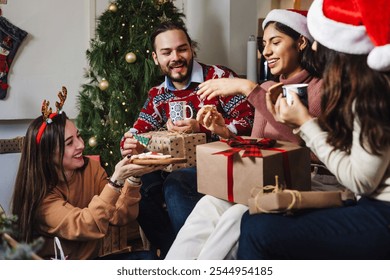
<box><xmin>12</xmin><ymin>88</ymin><xmax>162</xmax><ymax>259</ymax></box>
<box><xmin>238</xmin><ymin>0</ymin><xmax>390</xmax><ymax>259</ymax></box>
<box><xmin>165</xmin><ymin>9</ymin><xmax>330</xmax><ymax>260</ymax></box>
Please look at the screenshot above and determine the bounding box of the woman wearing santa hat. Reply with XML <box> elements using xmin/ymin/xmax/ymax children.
<box><xmin>165</xmin><ymin>8</ymin><xmax>330</xmax><ymax>260</ymax></box>
<box><xmin>238</xmin><ymin>0</ymin><xmax>390</xmax><ymax>259</ymax></box>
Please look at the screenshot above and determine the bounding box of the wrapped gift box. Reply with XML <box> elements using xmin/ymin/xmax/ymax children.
<box><xmin>99</xmin><ymin>225</ymin><xmax>129</xmax><ymax>257</ymax></box>
<box><xmin>98</xmin><ymin>222</ymin><xmax>148</xmax><ymax>257</ymax></box>
<box><xmin>0</xmin><ymin>137</ymin><xmax>25</xmax><ymax>154</ymax></box>
<box><xmin>140</xmin><ymin>130</ymin><xmax>206</xmax><ymax>172</ymax></box>
<box><xmin>197</xmin><ymin>138</ymin><xmax>311</xmax><ymax>205</ymax></box>
<box><xmin>248</xmin><ymin>188</ymin><xmax>346</xmax><ymax>214</ymax></box>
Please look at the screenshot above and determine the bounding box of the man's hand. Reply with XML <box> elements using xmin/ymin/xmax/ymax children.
<box><xmin>166</xmin><ymin>118</ymin><xmax>200</xmax><ymax>133</ymax></box>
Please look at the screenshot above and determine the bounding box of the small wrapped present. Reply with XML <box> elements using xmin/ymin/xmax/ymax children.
<box><xmin>197</xmin><ymin>137</ymin><xmax>311</xmax><ymax>205</ymax></box>
<box><xmin>0</xmin><ymin>137</ymin><xmax>24</xmax><ymax>154</ymax></box>
<box><xmin>99</xmin><ymin>225</ymin><xmax>129</xmax><ymax>257</ymax></box>
<box><xmin>140</xmin><ymin>130</ymin><xmax>206</xmax><ymax>172</ymax></box>
<box><xmin>248</xmin><ymin>176</ymin><xmax>355</xmax><ymax>214</ymax></box>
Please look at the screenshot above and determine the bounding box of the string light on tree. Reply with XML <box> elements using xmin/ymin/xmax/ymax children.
<box><xmin>99</xmin><ymin>78</ymin><xmax>109</xmax><ymax>91</ymax></box>
<box><xmin>125</xmin><ymin>52</ymin><xmax>137</xmax><ymax>63</ymax></box>
<box><xmin>88</xmin><ymin>136</ymin><xmax>97</xmax><ymax>147</ymax></box>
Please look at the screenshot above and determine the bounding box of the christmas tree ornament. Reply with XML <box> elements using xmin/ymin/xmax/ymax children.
<box><xmin>156</xmin><ymin>0</ymin><xmax>170</xmax><ymax>5</ymax></box>
<box><xmin>88</xmin><ymin>136</ymin><xmax>97</xmax><ymax>147</ymax></box>
<box><xmin>108</xmin><ymin>3</ymin><xmax>118</xmax><ymax>12</ymax></box>
<box><xmin>125</xmin><ymin>52</ymin><xmax>137</xmax><ymax>63</ymax></box>
<box><xmin>158</xmin><ymin>11</ymin><xmax>170</xmax><ymax>22</ymax></box>
<box><xmin>99</xmin><ymin>79</ymin><xmax>109</xmax><ymax>91</ymax></box>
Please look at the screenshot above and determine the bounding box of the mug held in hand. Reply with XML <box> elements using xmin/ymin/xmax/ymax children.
<box><xmin>282</xmin><ymin>83</ymin><xmax>309</xmax><ymax>108</ymax></box>
<box><xmin>169</xmin><ymin>101</ymin><xmax>194</xmax><ymax>124</ymax></box>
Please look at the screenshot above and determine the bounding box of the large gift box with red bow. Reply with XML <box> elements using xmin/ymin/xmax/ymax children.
<box><xmin>196</xmin><ymin>137</ymin><xmax>311</xmax><ymax>205</ymax></box>
<box><xmin>140</xmin><ymin>130</ymin><xmax>206</xmax><ymax>172</ymax></box>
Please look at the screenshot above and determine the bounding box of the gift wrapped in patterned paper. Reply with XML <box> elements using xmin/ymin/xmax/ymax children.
<box><xmin>139</xmin><ymin>130</ymin><xmax>206</xmax><ymax>172</ymax></box>
<box><xmin>0</xmin><ymin>136</ymin><xmax>24</xmax><ymax>154</ymax></box>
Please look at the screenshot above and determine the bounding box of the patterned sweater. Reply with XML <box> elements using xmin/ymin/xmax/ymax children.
<box><xmin>132</xmin><ymin>62</ymin><xmax>254</xmax><ymax>140</ymax></box>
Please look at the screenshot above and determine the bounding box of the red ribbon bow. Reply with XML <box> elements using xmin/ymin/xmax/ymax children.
<box><xmin>213</xmin><ymin>136</ymin><xmax>276</xmax><ymax>158</ymax></box>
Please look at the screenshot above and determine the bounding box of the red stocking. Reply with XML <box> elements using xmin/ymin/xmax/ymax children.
<box><xmin>0</xmin><ymin>16</ymin><xmax>27</xmax><ymax>99</ymax></box>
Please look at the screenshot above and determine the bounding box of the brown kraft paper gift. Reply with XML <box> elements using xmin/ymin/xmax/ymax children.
<box><xmin>248</xmin><ymin>188</ymin><xmax>344</xmax><ymax>214</ymax></box>
<box><xmin>0</xmin><ymin>137</ymin><xmax>25</xmax><ymax>154</ymax></box>
<box><xmin>197</xmin><ymin>138</ymin><xmax>311</xmax><ymax>205</ymax></box>
<box><xmin>140</xmin><ymin>130</ymin><xmax>206</xmax><ymax>172</ymax></box>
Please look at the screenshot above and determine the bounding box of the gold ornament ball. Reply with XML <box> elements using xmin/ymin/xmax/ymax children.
<box><xmin>108</xmin><ymin>3</ymin><xmax>118</xmax><ymax>12</ymax></box>
<box><xmin>99</xmin><ymin>79</ymin><xmax>109</xmax><ymax>91</ymax></box>
<box><xmin>88</xmin><ymin>136</ymin><xmax>97</xmax><ymax>147</ymax></box>
<box><xmin>125</xmin><ymin>52</ymin><xmax>137</xmax><ymax>63</ymax></box>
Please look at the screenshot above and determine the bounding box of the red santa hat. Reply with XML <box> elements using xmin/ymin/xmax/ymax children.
<box><xmin>262</xmin><ymin>9</ymin><xmax>314</xmax><ymax>42</ymax></box>
<box><xmin>307</xmin><ymin>0</ymin><xmax>390</xmax><ymax>72</ymax></box>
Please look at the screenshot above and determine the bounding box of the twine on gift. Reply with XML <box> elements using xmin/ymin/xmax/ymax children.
<box><xmin>252</xmin><ymin>176</ymin><xmax>302</xmax><ymax>214</ymax></box>
<box><xmin>160</xmin><ymin>124</ymin><xmax>194</xmax><ymax>134</ymax></box>
<box><xmin>148</xmin><ymin>129</ymin><xmax>189</xmax><ymax>170</ymax></box>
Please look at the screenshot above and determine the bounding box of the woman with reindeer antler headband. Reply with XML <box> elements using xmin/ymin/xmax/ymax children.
<box><xmin>11</xmin><ymin>87</ymin><xmax>163</xmax><ymax>260</ymax></box>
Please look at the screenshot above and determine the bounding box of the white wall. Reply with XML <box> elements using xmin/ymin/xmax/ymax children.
<box><xmin>0</xmin><ymin>0</ymin><xmax>92</xmax><ymax>120</ymax></box>
<box><xmin>185</xmin><ymin>0</ymin><xmax>258</xmax><ymax>75</ymax></box>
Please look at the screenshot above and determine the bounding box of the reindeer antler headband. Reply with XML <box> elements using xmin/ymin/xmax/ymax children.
<box><xmin>36</xmin><ymin>86</ymin><xmax>68</xmax><ymax>144</ymax></box>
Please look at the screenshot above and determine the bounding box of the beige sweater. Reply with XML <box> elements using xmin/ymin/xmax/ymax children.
<box><xmin>35</xmin><ymin>158</ymin><xmax>140</xmax><ymax>259</ymax></box>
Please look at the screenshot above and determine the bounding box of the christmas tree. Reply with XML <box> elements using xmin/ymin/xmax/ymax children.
<box><xmin>76</xmin><ymin>0</ymin><xmax>185</xmax><ymax>174</ymax></box>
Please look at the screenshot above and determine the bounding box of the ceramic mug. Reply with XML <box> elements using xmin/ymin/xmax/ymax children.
<box><xmin>282</xmin><ymin>83</ymin><xmax>308</xmax><ymax>107</ymax></box>
<box><xmin>169</xmin><ymin>101</ymin><xmax>194</xmax><ymax>124</ymax></box>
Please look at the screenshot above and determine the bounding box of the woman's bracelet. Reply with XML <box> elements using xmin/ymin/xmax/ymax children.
<box><xmin>107</xmin><ymin>177</ymin><xmax>124</xmax><ymax>189</ymax></box>
<box><xmin>127</xmin><ymin>176</ymin><xmax>141</xmax><ymax>185</ymax></box>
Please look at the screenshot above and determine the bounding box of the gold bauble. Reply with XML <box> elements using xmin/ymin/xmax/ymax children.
<box><xmin>125</xmin><ymin>52</ymin><xmax>137</xmax><ymax>63</ymax></box>
<box><xmin>99</xmin><ymin>79</ymin><xmax>109</xmax><ymax>91</ymax></box>
<box><xmin>108</xmin><ymin>3</ymin><xmax>118</xmax><ymax>12</ymax></box>
<box><xmin>88</xmin><ymin>136</ymin><xmax>97</xmax><ymax>147</ymax></box>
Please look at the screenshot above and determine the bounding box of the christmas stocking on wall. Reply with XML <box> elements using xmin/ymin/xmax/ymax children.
<box><xmin>0</xmin><ymin>16</ymin><xmax>27</xmax><ymax>99</ymax></box>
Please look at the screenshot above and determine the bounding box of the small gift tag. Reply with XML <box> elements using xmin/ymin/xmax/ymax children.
<box><xmin>133</xmin><ymin>134</ymin><xmax>150</xmax><ymax>147</ymax></box>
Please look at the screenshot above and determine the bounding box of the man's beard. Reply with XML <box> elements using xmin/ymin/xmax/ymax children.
<box><xmin>165</xmin><ymin>58</ymin><xmax>194</xmax><ymax>83</ymax></box>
